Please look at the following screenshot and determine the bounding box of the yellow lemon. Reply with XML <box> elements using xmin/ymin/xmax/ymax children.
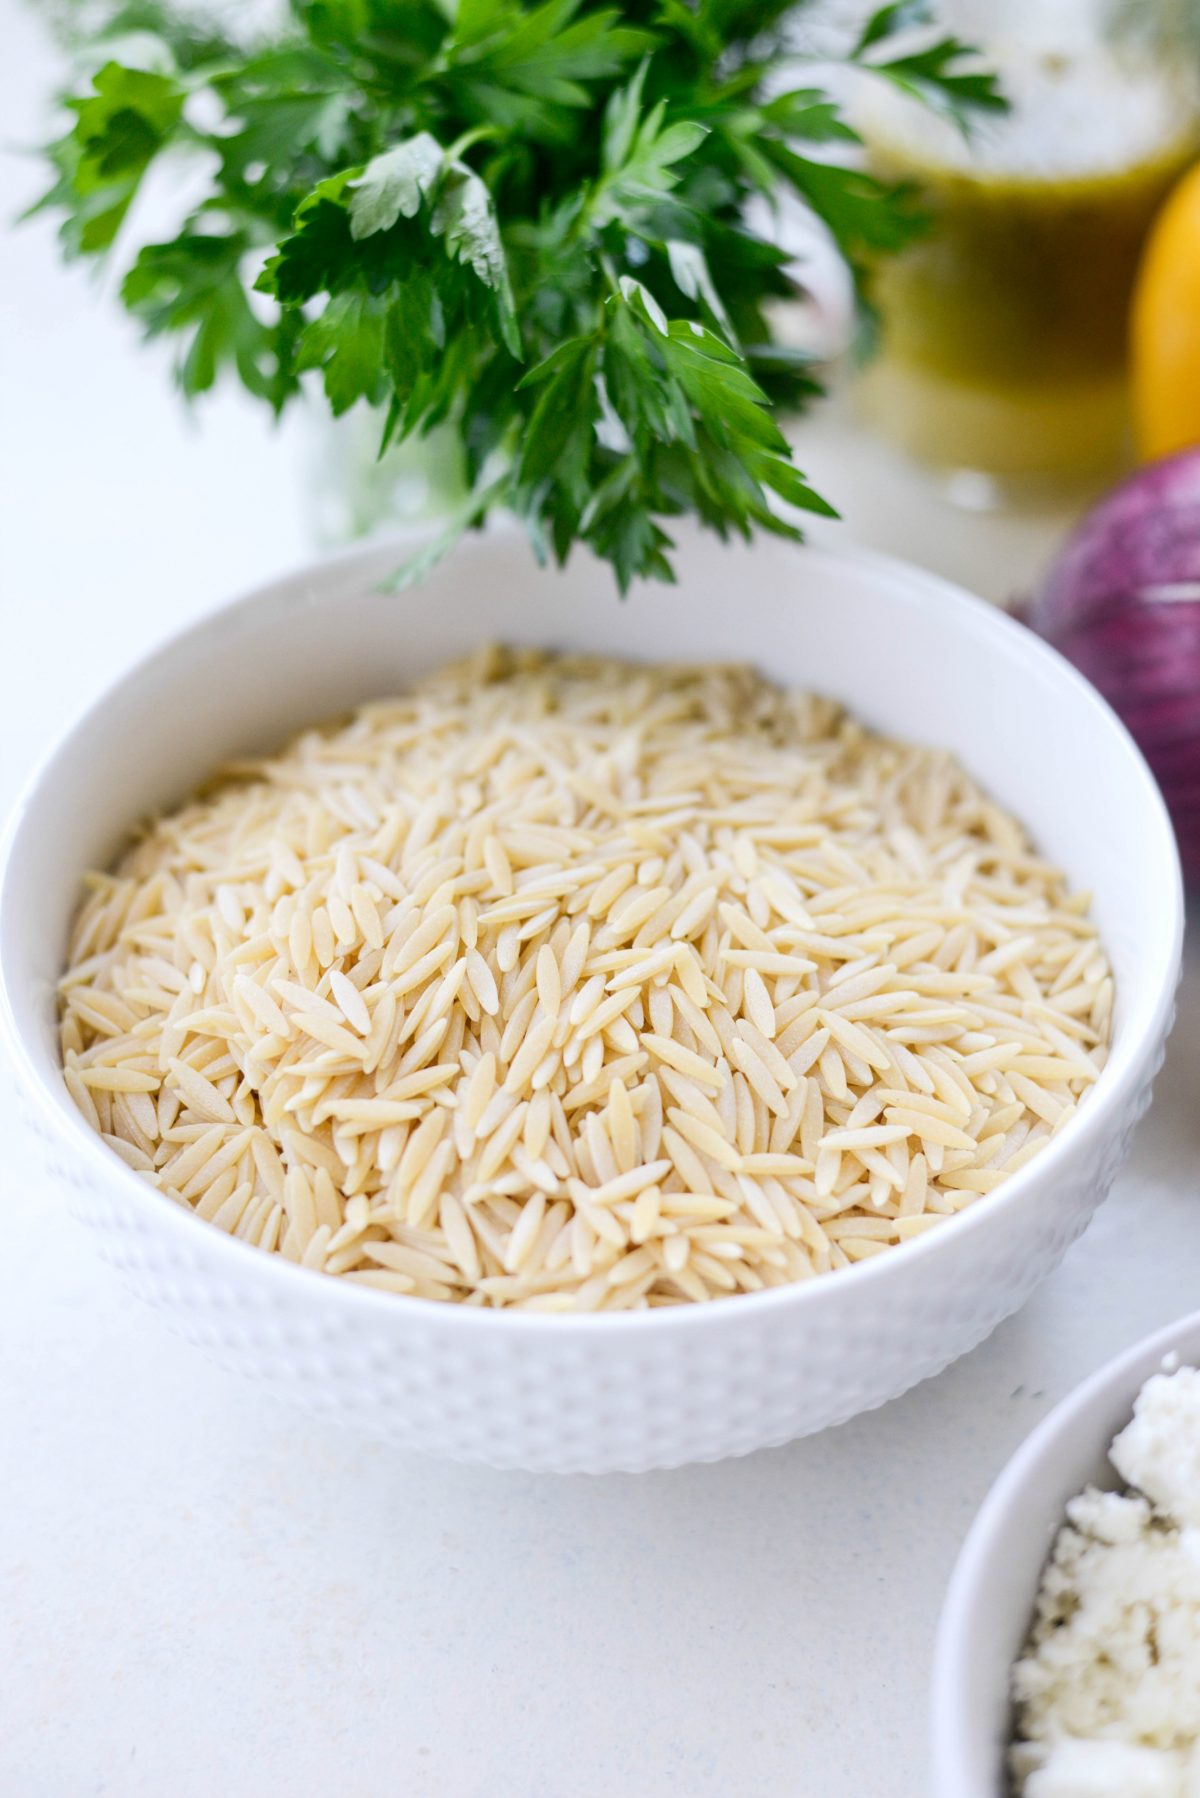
<box><xmin>1132</xmin><ymin>158</ymin><xmax>1200</xmax><ymax>460</ymax></box>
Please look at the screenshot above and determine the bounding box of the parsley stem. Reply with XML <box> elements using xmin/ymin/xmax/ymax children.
<box><xmin>598</xmin><ymin>253</ymin><xmax>622</xmax><ymax>299</ymax></box>
<box><xmin>446</xmin><ymin>125</ymin><xmax>501</xmax><ymax>163</ymax></box>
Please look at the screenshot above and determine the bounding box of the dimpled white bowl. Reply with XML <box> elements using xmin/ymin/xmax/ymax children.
<box><xmin>0</xmin><ymin>526</ymin><xmax>1182</xmax><ymax>1473</ymax></box>
<box><xmin>932</xmin><ymin>1310</ymin><xmax>1200</xmax><ymax>1797</ymax></box>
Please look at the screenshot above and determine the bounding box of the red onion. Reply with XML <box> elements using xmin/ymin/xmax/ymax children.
<box><xmin>1026</xmin><ymin>449</ymin><xmax>1200</xmax><ymax>883</ymax></box>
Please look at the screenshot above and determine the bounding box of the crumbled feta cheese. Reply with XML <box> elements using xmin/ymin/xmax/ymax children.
<box><xmin>1066</xmin><ymin>1487</ymin><xmax>1152</xmax><ymax>1544</ymax></box>
<box><xmin>1011</xmin><ymin>1368</ymin><xmax>1200</xmax><ymax>1795</ymax></box>
<box><xmin>1111</xmin><ymin>1370</ymin><xmax>1200</xmax><ymax>1531</ymax></box>
<box><xmin>1025</xmin><ymin>1738</ymin><xmax>1187</xmax><ymax>1798</ymax></box>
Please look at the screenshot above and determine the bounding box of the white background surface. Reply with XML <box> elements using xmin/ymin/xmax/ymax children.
<box><xmin>4</xmin><ymin>8</ymin><xmax>1199</xmax><ymax>1794</ymax></box>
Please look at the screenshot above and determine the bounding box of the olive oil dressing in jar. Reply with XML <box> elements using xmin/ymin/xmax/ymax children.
<box><xmin>855</xmin><ymin>0</ymin><xmax>1198</xmax><ymax>502</ymax></box>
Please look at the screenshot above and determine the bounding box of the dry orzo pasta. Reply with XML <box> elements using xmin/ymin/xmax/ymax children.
<box><xmin>58</xmin><ymin>647</ymin><xmax>1113</xmax><ymax>1311</ymax></box>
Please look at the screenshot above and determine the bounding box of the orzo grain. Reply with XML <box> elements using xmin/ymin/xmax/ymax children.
<box><xmin>59</xmin><ymin>647</ymin><xmax>1112</xmax><ymax>1310</ymax></box>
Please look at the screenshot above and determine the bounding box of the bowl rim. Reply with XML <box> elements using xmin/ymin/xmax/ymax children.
<box><xmin>0</xmin><ymin>530</ymin><xmax>1184</xmax><ymax>1336</ymax></box>
<box><xmin>930</xmin><ymin>1306</ymin><xmax>1200</xmax><ymax>1795</ymax></box>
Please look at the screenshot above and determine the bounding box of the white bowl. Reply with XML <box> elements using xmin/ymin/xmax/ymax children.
<box><xmin>931</xmin><ymin>1309</ymin><xmax>1200</xmax><ymax>1796</ymax></box>
<box><xmin>0</xmin><ymin>526</ymin><xmax>1182</xmax><ymax>1473</ymax></box>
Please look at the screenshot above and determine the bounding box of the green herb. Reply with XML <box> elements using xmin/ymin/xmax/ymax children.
<box><xmin>851</xmin><ymin>2</ymin><xmax>1007</xmax><ymax>130</ymax></box>
<box><xmin>31</xmin><ymin>0</ymin><xmax>1002</xmax><ymax>590</ymax></box>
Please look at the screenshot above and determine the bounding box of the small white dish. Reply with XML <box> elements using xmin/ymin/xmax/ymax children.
<box><xmin>0</xmin><ymin>524</ymin><xmax>1183</xmax><ymax>1471</ymax></box>
<box><xmin>932</xmin><ymin>1309</ymin><xmax>1200</xmax><ymax>1796</ymax></box>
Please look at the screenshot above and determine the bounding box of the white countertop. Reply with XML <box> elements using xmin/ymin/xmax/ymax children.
<box><xmin>4</xmin><ymin>13</ymin><xmax>1199</xmax><ymax>1793</ymax></box>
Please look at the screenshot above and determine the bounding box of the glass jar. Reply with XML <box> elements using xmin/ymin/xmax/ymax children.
<box><xmin>854</xmin><ymin>4</ymin><xmax>1198</xmax><ymax>502</ymax></box>
<box><xmin>305</xmin><ymin>403</ymin><xmax>466</xmax><ymax>549</ymax></box>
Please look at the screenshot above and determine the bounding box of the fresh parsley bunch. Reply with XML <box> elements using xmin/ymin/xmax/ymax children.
<box><xmin>33</xmin><ymin>0</ymin><xmax>1002</xmax><ymax>588</ymax></box>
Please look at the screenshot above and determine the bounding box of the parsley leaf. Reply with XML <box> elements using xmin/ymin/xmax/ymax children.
<box><xmin>30</xmin><ymin>0</ymin><xmax>998</xmax><ymax>592</ymax></box>
<box><xmin>31</xmin><ymin>61</ymin><xmax>185</xmax><ymax>254</ymax></box>
<box><xmin>348</xmin><ymin>136</ymin><xmax>443</xmax><ymax>239</ymax></box>
<box><xmin>853</xmin><ymin>1</ymin><xmax>1008</xmax><ymax>132</ymax></box>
